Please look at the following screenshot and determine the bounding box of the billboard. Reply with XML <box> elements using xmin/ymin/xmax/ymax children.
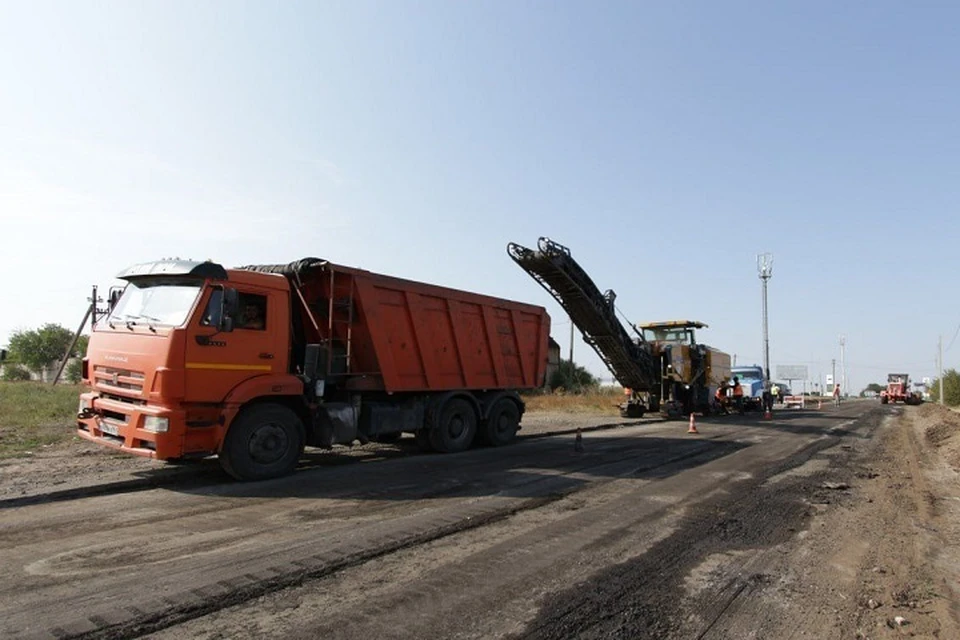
<box><xmin>776</xmin><ymin>365</ymin><xmax>809</xmax><ymax>380</ymax></box>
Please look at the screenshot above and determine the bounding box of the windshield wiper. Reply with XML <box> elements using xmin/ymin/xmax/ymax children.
<box><xmin>122</xmin><ymin>313</ymin><xmax>162</xmax><ymax>332</ymax></box>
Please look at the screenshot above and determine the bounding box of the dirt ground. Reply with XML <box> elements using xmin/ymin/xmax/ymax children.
<box><xmin>677</xmin><ymin>402</ymin><xmax>960</xmax><ymax>640</ymax></box>
<box><xmin>709</xmin><ymin>401</ymin><xmax>960</xmax><ymax>640</ymax></box>
<box><xmin>0</xmin><ymin>410</ymin><xmax>648</xmax><ymax>503</ymax></box>
<box><xmin>1</xmin><ymin>402</ymin><xmax>959</xmax><ymax>639</ymax></box>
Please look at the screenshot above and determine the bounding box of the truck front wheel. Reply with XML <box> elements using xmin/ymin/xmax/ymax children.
<box><xmin>622</xmin><ymin>402</ymin><xmax>645</xmax><ymax>419</ymax></box>
<box><xmin>219</xmin><ymin>404</ymin><xmax>305</xmax><ymax>481</ymax></box>
<box><xmin>430</xmin><ymin>398</ymin><xmax>477</xmax><ymax>453</ymax></box>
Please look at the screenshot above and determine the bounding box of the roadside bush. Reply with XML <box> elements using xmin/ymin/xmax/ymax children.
<box><xmin>549</xmin><ymin>360</ymin><xmax>599</xmax><ymax>393</ymax></box>
<box><xmin>1</xmin><ymin>365</ymin><xmax>32</xmax><ymax>382</ymax></box>
<box><xmin>64</xmin><ymin>359</ymin><xmax>82</xmax><ymax>384</ymax></box>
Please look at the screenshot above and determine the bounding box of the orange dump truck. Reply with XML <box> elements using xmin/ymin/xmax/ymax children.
<box><xmin>77</xmin><ymin>257</ymin><xmax>550</xmax><ymax>480</ymax></box>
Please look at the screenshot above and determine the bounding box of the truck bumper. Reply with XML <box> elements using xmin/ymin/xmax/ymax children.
<box><xmin>76</xmin><ymin>391</ymin><xmax>193</xmax><ymax>460</ymax></box>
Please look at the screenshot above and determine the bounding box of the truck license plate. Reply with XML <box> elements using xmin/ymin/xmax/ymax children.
<box><xmin>100</xmin><ymin>422</ymin><xmax>121</xmax><ymax>437</ymax></box>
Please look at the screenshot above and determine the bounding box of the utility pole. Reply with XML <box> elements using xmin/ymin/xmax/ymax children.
<box><xmin>569</xmin><ymin>320</ymin><xmax>574</xmax><ymax>363</ymax></box>
<box><xmin>757</xmin><ymin>253</ymin><xmax>773</xmax><ymax>382</ymax></box>
<box><xmin>52</xmin><ymin>285</ymin><xmax>102</xmax><ymax>385</ymax></box>
<box><xmin>832</xmin><ymin>358</ymin><xmax>836</xmax><ymax>393</ymax></box>
<box><xmin>839</xmin><ymin>335</ymin><xmax>846</xmax><ymax>397</ymax></box>
<box><xmin>939</xmin><ymin>335</ymin><xmax>944</xmax><ymax>405</ymax></box>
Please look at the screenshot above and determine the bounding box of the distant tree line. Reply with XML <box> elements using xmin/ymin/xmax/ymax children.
<box><xmin>1</xmin><ymin>324</ymin><xmax>87</xmax><ymax>383</ymax></box>
<box><xmin>861</xmin><ymin>383</ymin><xmax>884</xmax><ymax>396</ymax></box>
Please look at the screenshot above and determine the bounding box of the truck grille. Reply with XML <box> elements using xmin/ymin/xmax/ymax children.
<box><xmin>93</xmin><ymin>366</ymin><xmax>146</xmax><ymax>395</ymax></box>
<box><xmin>101</xmin><ymin>392</ymin><xmax>147</xmax><ymax>407</ymax></box>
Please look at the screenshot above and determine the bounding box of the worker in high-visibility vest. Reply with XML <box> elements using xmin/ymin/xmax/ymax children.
<box><xmin>714</xmin><ymin>383</ymin><xmax>728</xmax><ymax>412</ymax></box>
<box><xmin>732</xmin><ymin>376</ymin><xmax>744</xmax><ymax>413</ymax></box>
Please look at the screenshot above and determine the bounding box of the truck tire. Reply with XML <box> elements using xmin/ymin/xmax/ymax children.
<box><xmin>483</xmin><ymin>398</ymin><xmax>520</xmax><ymax>446</ymax></box>
<box><xmin>415</xmin><ymin>428</ymin><xmax>434</xmax><ymax>452</ymax></box>
<box><xmin>622</xmin><ymin>403</ymin><xmax>645</xmax><ymax>419</ymax></box>
<box><xmin>430</xmin><ymin>398</ymin><xmax>477</xmax><ymax>453</ymax></box>
<box><xmin>219</xmin><ymin>404</ymin><xmax>305</xmax><ymax>481</ymax></box>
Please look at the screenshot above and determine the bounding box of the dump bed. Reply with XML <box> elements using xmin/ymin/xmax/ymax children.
<box><xmin>243</xmin><ymin>258</ymin><xmax>551</xmax><ymax>394</ymax></box>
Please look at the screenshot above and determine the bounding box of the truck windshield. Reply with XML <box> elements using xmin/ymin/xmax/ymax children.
<box><xmin>106</xmin><ymin>280</ymin><xmax>202</xmax><ymax>328</ymax></box>
<box><xmin>642</xmin><ymin>328</ymin><xmax>692</xmax><ymax>344</ymax></box>
<box><xmin>733</xmin><ymin>368</ymin><xmax>763</xmax><ymax>381</ymax></box>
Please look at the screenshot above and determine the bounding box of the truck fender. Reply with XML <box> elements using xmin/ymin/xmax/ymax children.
<box><xmin>217</xmin><ymin>374</ymin><xmax>307</xmax><ymax>451</ymax></box>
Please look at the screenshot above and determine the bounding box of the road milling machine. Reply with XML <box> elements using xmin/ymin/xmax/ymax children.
<box><xmin>508</xmin><ymin>237</ymin><xmax>731</xmax><ymax>419</ymax></box>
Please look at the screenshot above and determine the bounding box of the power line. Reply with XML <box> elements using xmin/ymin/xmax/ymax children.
<box><xmin>945</xmin><ymin>324</ymin><xmax>960</xmax><ymax>352</ymax></box>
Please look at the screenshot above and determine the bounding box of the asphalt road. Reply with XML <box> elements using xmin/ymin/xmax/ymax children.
<box><xmin>0</xmin><ymin>401</ymin><xmax>879</xmax><ymax>640</ymax></box>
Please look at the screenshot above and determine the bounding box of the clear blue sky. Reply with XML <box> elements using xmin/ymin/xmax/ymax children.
<box><xmin>2</xmin><ymin>1</ymin><xmax>958</xmax><ymax>392</ymax></box>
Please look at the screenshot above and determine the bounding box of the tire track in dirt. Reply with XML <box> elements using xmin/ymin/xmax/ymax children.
<box><xmin>513</xmin><ymin>408</ymin><xmax>885</xmax><ymax>639</ymax></box>
<box><xmin>7</xmin><ymin>433</ymin><xmax>728</xmax><ymax>639</ymax></box>
<box><xmin>0</xmin><ymin>419</ymin><xmax>657</xmax><ymax>511</ymax></box>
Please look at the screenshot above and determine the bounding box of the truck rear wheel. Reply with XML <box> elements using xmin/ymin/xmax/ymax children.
<box><xmin>219</xmin><ymin>404</ymin><xmax>305</xmax><ymax>481</ymax></box>
<box><xmin>430</xmin><ymin>398</ymin><xmax>477</xmax><ymax>453</ymax></box>
<box><xmin>483</xmin><ymin>398</ymin><xmax>520</xmax><ymax>446</ymax></box>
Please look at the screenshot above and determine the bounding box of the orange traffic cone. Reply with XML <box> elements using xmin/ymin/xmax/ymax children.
<box><xmin>687</xmin><ymin>413</ymin><xmax>699</xmax><ymax>434</ymax></box>
<box><xmin>764</xmin><ymin>407</ymin><xmax>772</xmax><ymax>419</ymax></box>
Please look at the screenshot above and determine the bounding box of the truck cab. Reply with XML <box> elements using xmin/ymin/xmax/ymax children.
<box><xmin>730</xmin><ymin>365</ymin><xmax>766</xmax><ymax>410</ymax></box>
<box><xmin>77</xmin><ymin>259</ymin><xmax>304</xmax><ymax>477</ymax></box>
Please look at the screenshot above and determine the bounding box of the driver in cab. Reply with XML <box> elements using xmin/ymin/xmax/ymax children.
<box><xmin>237</xmin><ymin>301</ymin><xmax>265</xmax><ymax>330</ymax></box>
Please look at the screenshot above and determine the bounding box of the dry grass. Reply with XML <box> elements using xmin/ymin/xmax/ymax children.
<box><xmin>0</xmin><ymin>381</ymin><xmax>81</xmax><ymax>458</ymax></box>
<box><xmin>523</xmin><ymin>387</ymin><xmax>626</xmax><ymax>415</ymax></box>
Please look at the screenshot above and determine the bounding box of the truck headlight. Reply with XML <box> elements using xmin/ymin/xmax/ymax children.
<box><xmin>143</xmin><ymin>416</ymin><xmax>169</xmax><ymax>433</ymax></box>
<box><xmin>78</xmin><ymin>397</ymin><xmax>91</xmax><ymax>413</ymax></box>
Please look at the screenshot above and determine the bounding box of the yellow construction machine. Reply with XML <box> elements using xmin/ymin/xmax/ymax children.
<box><xmin>508</xmin><ymin>237</ymin><xmax>732</xmax><ymax>418</ymax></box>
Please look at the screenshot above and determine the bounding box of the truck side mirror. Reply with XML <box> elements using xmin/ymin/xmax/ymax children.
<box><xmin>219</xmin><ymin>287</ymin><xmax>239</xmax><ymax>332</ymax></box>
<box><xmin>108</xmin><ymin>287</ymin><xmax>123</xmax><ymax>312</ymax></box>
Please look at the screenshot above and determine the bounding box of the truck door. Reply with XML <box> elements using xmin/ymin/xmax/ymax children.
<box><xmin>184</xmin><ymin>286</ymin><xmax>286</xmax><ymax>404</ymax></box>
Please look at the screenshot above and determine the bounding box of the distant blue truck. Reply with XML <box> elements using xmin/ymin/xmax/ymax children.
<box><xmin>731</xmin><ymin>365</ymin><xmax>766</xmax><ymax>411</ymax></box>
